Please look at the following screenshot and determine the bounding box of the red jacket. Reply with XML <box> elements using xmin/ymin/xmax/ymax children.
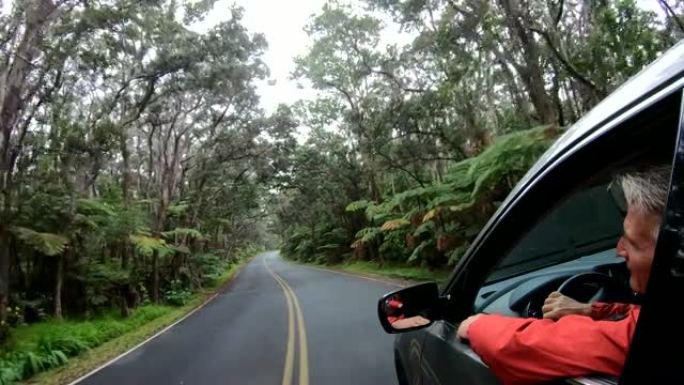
<box><xmin>467</xmin><ymin>303</ymin><xmax>640</xmax><ymax>385</ymax></box>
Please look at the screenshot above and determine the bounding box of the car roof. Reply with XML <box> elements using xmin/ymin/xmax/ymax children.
<box><xmin>505</xmin><ymin>39</ymin><xmax>684</xmax><ymax>210</ymax></box>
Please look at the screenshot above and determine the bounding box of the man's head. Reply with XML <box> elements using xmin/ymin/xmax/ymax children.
<box><xmin>615</xmin><ymin>165</ymin><xmax>670</xmax><ymax>293</ymax></box>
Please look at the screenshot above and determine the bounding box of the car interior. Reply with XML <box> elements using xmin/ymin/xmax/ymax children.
<box><xmin>474</xmin><ymin>182</ymin><xmax>633</xmax><ymax>318</ymax></box>
<box><xmin>469</xmin><ymin>92</ymin><xmax>681</xmax><ymax>323</ymax></box>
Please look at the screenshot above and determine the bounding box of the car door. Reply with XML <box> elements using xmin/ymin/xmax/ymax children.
<box><xmin>619</xmin><ymin>88</ymin><xmax>684</xmax><ymax>385</ymax></box>
<box><xmin>419</xmin><ymin>183</ymin><xmax>631</xmax><ymax>385</ymax></box>
<box><xmin>418</xmin><ymin>86</ymin><xmax>683</xmax><ymax>385</ymax></box>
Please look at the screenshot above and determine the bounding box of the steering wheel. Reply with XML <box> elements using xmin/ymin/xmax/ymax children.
<box><xmin>526</xmin><ymin>272</ymin><xmax>631</xmax><ymax>318</ymax></box>
<box><xmin>557</xmin><ymin>272</ymin><xmax>618</xmax><ymax>303</ymax></box>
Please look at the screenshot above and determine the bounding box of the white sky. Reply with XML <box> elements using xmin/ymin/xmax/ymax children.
<box><xmin>207</xmin><ymin>0</ymin><xmax>327</xmax><ymax>114</ymax></box>
<box><xmin>198</xmin><ymin>0</ymin><xmax>415</xmax><ymax>114</ymax></box>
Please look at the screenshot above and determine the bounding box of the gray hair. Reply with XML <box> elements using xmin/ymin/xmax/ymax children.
<box><xmin>619</xmin><ymin>165</ymin><xmax>671</xmax><ymax>216</ymax></box>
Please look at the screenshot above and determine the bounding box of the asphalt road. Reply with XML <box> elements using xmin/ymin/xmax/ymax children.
<box><xmin>73</xmin><ymin>251</ymin><xmax>402</xmax><ymax>385</ymax></box>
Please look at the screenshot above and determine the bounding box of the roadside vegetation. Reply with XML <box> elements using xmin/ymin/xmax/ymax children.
<box><xmin>330</xmin><ymin>261</ymin><xmax>451</xmax><ymax>284</ymax></box>
<box><xmin>0</xmin><ymin>246</ymin><xmax>259</xmax><ymax>385</ymax></box>
<box><xmin>1</xmin><ymin>1</ymin><xmax>284</xmax><ymax>383</ymax></box>
<box><xmin>275</xmin><ymin>1</ymin><xmax>684</xmax><ymax>274</ymax></box>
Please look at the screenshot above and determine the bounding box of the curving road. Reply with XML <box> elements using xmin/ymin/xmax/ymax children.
<box><xmin>71</xmin><ymin>251</ymin><xmax>402</xmax><ymax>385</ymax></box>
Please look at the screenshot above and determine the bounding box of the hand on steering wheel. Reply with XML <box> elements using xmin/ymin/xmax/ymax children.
<box><xmin>542</xmin><ymin>291</ymin><xmax>592</xmax><ymax>320</ymax></box>
<box><xmin>527</xmin><ymin>272</ymin><xmax>629</xmax><ymax>318</ymax></box>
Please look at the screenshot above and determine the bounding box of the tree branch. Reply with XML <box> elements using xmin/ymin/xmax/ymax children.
<box><xmin>528</xmin><ymin>27</ymin><xmax>602</xmax><ymax>94</ymax></box>
<box><xmin>659</xmin><ymin>0</ymin><xmax>684</xmax><ymax>34</ymax></box>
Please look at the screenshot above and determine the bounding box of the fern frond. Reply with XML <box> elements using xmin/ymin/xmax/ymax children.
<box><xmin>167</xmin><ymin>202</ymin><xmax>190</xmax><ymax>217</ymax></box>
<box><xmin>171</xmin><ymin>245</ymin><xmax>191</xmax><ymax>254</ymax></box>
<box><xmin>381</xmin><ymin>219</ymin><xmax>410</xmax><ymax>231</ymax></box>
<box><xmin>162</xmin><ymin>228</ymin><xmax>204</xmax><ymax>240</ymax></box>
<box><xmin>422</xmin><ymin>209</ymin><xmax>437</xmax><ymax>223</ymax></box>
<box><xmin>76</xmin><ymin>198</ymin><xmax>115</xmax><ymax>217</ymax></box>
<box><xmin>408</xmin><ymin>239</ymin><xmax>434</xmax><ymax>263</ymax></box>
<box><xmin>355</xmin><ymin>227</ymin><xmax>383</xmax><ymax>242</ymax></box>
<box><xmin>12</xmin><ymin>227</ymin><xmax>69</xmax><ymax>256</ymax></box>
<box><xmin>129</xmin><ymin>235</ymin><xmax>169</xmax><ymax>257</ymax></box>
<box><xmin>345</xmin><ymin>199</ymin><xmax>371</xmax><ymax>212</ymax></box>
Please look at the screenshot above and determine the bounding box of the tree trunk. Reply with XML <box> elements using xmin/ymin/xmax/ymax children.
<box><xmin>120</xmin><ymin>128</ymin><xmax>133</xmax><ymax>316</ymax></box>
<box><xmin>498</xmin><ymin>0</ymin><xmax>558</xmax><ymax>126</ymax></box>
<box><xmin>0</xmin><ymin>0</ymin><xmax>58</xmax><ymax>324</ymax></box>
<box><xmin>54</xmin><ymin>254</ymin><xmax>63</xmax><ymax>320</ymax></box>
<box><xmin>0</xmin><ymin>231</ymin><xmax>10</xmax><ymax>323</ymax></box>
<box><xmin>152</xmin><ymin>251</ymin><xmax>160</xmax><ymax>303</ymax></box>
<box><xmin>120</xmin><ymin>241</ymin><xmax>131</xmax><ymax>317</ymax></box>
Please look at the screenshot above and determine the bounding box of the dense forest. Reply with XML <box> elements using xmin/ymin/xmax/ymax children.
<box><xmin>1</xmin><ymin>0</ymin><xmax>683</xmax><ymax>372</ymax></box>
<box><xmin>276</xmin><ymin>0</ymin><xmax>683</xmax><ymax>269</ymax></box>
<box><xmin>0</xmin><ymin>0</ymin><xmax>299</xmax><ymax>341</ymax></box>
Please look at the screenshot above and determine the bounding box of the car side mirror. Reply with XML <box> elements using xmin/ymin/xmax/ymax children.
<box><xmin>377</xmin><ymin>282</ymin><xmax>442</xmax><ymax>334</ymax></box>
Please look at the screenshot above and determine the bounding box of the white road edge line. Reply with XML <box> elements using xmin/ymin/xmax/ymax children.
<box><xmin>295</xmin><ymin>262</ymin><xmax>406</xmax><ymax>288</ymax></box>
<box><xmin>66</xmin><ymin>265</ymin><xmax>247</xmax><ymax>385</ymax></box>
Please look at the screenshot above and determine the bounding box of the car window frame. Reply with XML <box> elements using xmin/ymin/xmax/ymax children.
<box><xmin>619</xmin><ymin>89</ymin><xmax>684</xmax><ymax>385</ymax></box>
<box><xmin>441</xmin><ymin>84</ymin><xmax>684</xmax><ymax>323</ymax></box>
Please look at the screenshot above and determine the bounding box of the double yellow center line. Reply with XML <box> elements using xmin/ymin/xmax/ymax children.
<box><xmin>263</xmin><ymin>257</ymin><xmax>309</xmax><ymax>385</ymax></box>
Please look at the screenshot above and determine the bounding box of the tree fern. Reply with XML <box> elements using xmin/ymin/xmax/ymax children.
<box><xmin>162</xmin><ymin>228</ymin><xmax>204</xmax><ymax>240</ymax></box>
<box><xmin>408</xmin><ymin>239</ymin><xmax>434</xmax><ymax>263</ymax></box>
<box><xmin>171</xmin><ymin>245</ymin><xmax>191</xmax><ymax>254</ymax></box>
<box><xmin>129</xmin><ymin>235</ymin><xmax>172</xmax><ymax>257</ymax></box>
<box><xmin>345</xmin><ymin>199</ymin><xmax>371</xmax><ymax>212</ymax></box>
<box><xmin>12</xmin><ymin>227</ymin><xmax>69</xmax><ymax>256</ymax></box>
<box><xmin>167</xmin><ymin>202</ymin><xmax>190</xmax><ymax>217</ymax></box>
<box><xmin>413</xmin><ymin>221</ymin><xmax>435</xmax><ymax>237</ymax></box>
<box><xmin>354</xmin><ymin>227</ymin><xmax>383</xmax><ymax>242</ymax></box>
<box><xmin>381</xmin><ymin>219</ymin><xmax>410</xmax><ymax>231</ymax></box>
<box><xmin>76</xmin><ymin>198</ymin><xmax>115</xmax><ymax>217</ymax></box>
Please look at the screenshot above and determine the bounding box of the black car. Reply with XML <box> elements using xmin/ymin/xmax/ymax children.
<box><xmin>377</xmin><ymin>40</ymin><xmax>684</xmax><ymax>385</ymax></box>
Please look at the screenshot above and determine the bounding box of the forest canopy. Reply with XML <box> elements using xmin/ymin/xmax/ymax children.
<box><xmin>275</xmin><ymin>0</ymin><xmax>683</xmax><ymax>270</ymax></box>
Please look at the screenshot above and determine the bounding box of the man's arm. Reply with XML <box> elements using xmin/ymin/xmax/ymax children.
<box><xmin>543</xmin><ymin>292</ymin><xmax>637</xmax><ymax>321</ymax></box>
<box><xmin>463</xmin><ymin>310</ymin><xmax>639</xmax><ymax>385</ymax></box>
<box><xmin>590</xmin><ymin>302</ymin><xmax>637</xmax><ymax>320</ymax></box>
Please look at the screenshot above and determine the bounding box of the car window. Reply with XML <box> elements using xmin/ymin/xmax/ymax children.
<box><xmin>485</xmin><ymin>184</ymin><xmax>624</xmax><ymax>283</ymax></box>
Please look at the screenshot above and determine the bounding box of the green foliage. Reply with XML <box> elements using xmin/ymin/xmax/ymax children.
<box><xmin>162</xmin><ymin>228</ymin><xmax>204</xmax><ymax>241</ymax></box>
<box><xmin>166</xmin><ymin>203</ymin><xmax>190</xmax><ymax>218</ymax></box>
<box><xmin>338</xmin><ymin>261</ymin><xmax>451</xmax><ymax>283</ymax></box>
<box><xmin>1</xmin><ymin>1</ymin><xmax>275</xmax><ymax>382</ymax></box>
<box><xmin>0</xmin><ymin>306</ymin><xmax>171</xmax><ymax>385</ymax></box>
<box><xmin>6</xmin><ymin>307</ymin><xmax>23</xmax><ymax>328</ymax></box>
<box><xmin>381</xmin><ymin>219</ymin><xmax>410</xmax><ymax>231</ymax></box>
<box><xmin>163</xmin><ymin>280</ymin><xmax>192</xmax><ymax>306</ymax></box>
<box><xmin>76</xmin><ymin>199</ymin><xmax>116</xmax><ymax>217</ymax></box>
<box><xmin>413</xmin><ymin>221</ymin><xmax>435</xmax><ymax>237</ymax></box>
<box><xmin>345</xmin><ymin>200</ymin><xmax>371</xmax><ymax>212</ymax></box>
<box><xmin>408</xmin><ymin>240</ymin><xmax>434</xmax><ymax>263</ymax></box>
<box><xmin>355</xmin><ymin>227</ymin><xmax>383</xmax><ymax>243</ymax></box>
<box><xmin>11</xmin><ymin>228</ymin><xmax>69</xmax><ymax>257</ymax></box>
<box><xmin>194</xmin><ymin>252</ymin><xmax>227</xmax><ymax>287</ymax></box>
<box><xmin>345</xmin><ymin>126</ymin><xmax>557</xmax><ymax>266</ymax></box>
<box><xmin>129</xmin><ymin>235</ymin><xmax>172</xmax><ymax>257</ymax></box>
<box><xmin>378</xmin><ymin>228</ymin><xmax>410</xmax><ymax>262</ymax></box>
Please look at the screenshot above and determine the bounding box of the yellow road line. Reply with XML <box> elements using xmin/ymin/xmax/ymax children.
<box><xmin>263</xmin><ymin>257</ymin><xmax>309</xmax><ymax>385</ymax></box>
<box><xmin>290</xmin><ymin>283</ymin><xmax>309</xmax><ymax>385</ymax></box>
<box><xmin>264</xmin><ymin>258</ymin><xmax>295</xmax><ymax>385</ymax></box>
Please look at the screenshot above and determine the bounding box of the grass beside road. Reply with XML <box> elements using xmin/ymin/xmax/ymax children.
<box><xmin>6</xmin><ymin>257</ymin><xmax>251</xmax><ymax>385</ymax></box>
<box><xmin>319</xmin><ymin>260</ymin><xmax>452</xmax><ymax>285</ymax></box>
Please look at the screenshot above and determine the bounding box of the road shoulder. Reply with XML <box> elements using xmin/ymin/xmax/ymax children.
<box><xmin>293</xmin><ymin>262</ymin><xmax>418</xmax><ymax>289</ymax></box>
<box><xmin>21</xmin><ymin>256</ymin><xmax>255</xmax><ymax>385</ymax></box>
